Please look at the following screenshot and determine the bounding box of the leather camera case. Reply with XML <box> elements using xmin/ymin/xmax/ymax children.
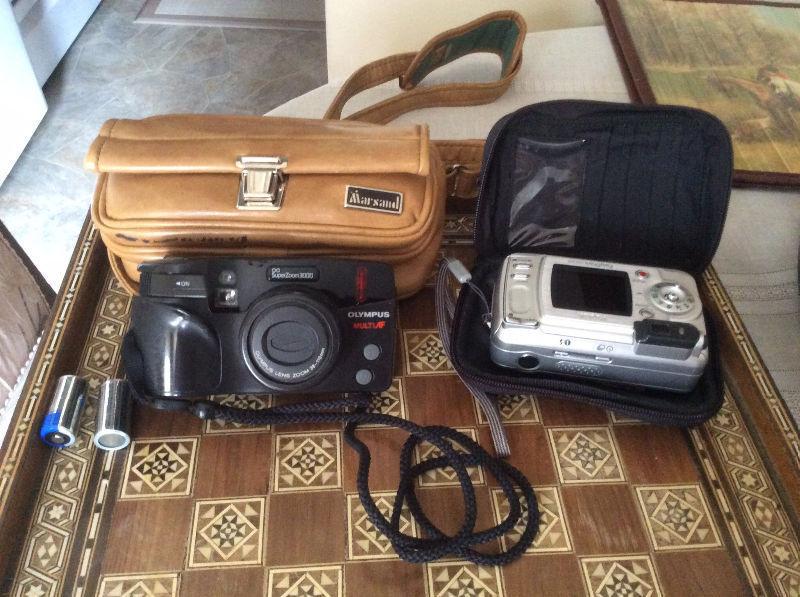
<box><xmin>85</xmin><ymin>115</ymin><xmax>444</xmax><ymax>298</ymax></box>
<box><xmin>443</xmin><ymin>100</ymin><xmax>733</xmax><ymax>427</ymax></box>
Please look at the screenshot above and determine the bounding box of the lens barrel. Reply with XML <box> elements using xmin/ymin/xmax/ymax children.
<box><xmin>241</xmin><ymin>291</ymin><xmax>341</xmax><ymax>390</ymax></box>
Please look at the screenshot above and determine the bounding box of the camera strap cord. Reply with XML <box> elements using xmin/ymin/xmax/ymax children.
<box><xmin>121</xmin><ymin>333</ymin><xmax>539</xmax><ymax>566</ymax></box>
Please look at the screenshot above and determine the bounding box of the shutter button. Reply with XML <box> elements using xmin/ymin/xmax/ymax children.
<box><xmin>218</xmin><ymin>270</ymin><xmax>237</xmax><ymax>285</ymax></box>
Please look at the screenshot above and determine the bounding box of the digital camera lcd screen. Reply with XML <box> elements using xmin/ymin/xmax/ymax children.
<box><xmin>551</xmin><ymin>264</ymin><xmax>632</xmax><ymax>316</ymax></box>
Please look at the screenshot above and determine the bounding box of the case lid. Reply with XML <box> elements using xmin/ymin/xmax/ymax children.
<box><xmin>475</xmin><ymin>101</ymin><xmax>733</xmax><ymax>275</ymax></box>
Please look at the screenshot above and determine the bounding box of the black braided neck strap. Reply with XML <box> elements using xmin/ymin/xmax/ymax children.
<box><xmin>122</xmin><ymin>334</ymin><xmax>539</xmax><ymax>566</ymax></box>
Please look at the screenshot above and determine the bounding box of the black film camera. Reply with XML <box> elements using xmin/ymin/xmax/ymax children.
<box><xmin>129</xmin><ymin>258</ymin><xmax>396</xmax><ymax>397</ymax></box>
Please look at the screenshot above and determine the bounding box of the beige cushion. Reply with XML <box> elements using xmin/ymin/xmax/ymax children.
<box><xmin>0</xmin><ymin>223</ymin><xmax>50</xmax><ymax>416</ymax></box>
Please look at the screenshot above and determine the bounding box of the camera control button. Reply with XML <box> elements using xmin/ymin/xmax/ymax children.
<box><xmin>512</xmin><ymin>273</ymin><xmax>529</xmax><ymax>281</ymax></box>
<box><xmin>147</xmin><ymin>274</ymin><xmax>207</xmax><ymax>298</ymax></box>
<box><xmin>218</xmin><ymin>270</ymin><xmax>237</xmax><ymax>285</ymax></box>
<box><xmin>636</xmin><ymin>270</ymin><xmax>649</xmax><ymax>280</ymax></box>
<box><xmin>355</xmin><ymin>369</ymin><xmax>374</xmax><ymax>385</ymax></box>
<box><xmin>214</xmin><ymin>288</ymin><xmax>239</xmax><ymax>309</ymax></box>
<box><xmin>639</xmin><ymin>308</ymin><xmax>654</xmax><ymax>319</ymax></box>
<box><xmin>363</xmin><ymin>344</ymin><xmax>381</xmax><ymax>361</ymax></box>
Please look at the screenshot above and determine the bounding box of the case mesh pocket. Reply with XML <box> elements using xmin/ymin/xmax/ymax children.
<box><xmin>509</xmin><ymin>137</ymin><xmax>587</xmax><ymax>249</ymax></box>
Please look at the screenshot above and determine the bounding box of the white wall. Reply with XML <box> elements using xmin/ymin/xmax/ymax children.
<box><xmin>0</xmin><ymin>1</ymin><xmax>47</xmax><ymax>185</ymax></box>
<box><xmin>324</xmin><ymin>0</ymin><xmax>603</xmax><ymax>82</ymax></box>
<box><xmin>17</xmin><ymin>0</ymin><xmax>101</xmax><ymax>85</ymax></box>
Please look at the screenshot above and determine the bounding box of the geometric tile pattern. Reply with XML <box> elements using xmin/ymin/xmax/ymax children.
<box><xmin>706</xmin><ymin>391</ymin><xmax>800</xmax><ymax>596</ymax></box>
<box><xmin>359</xmin><ymin>378</ymin><xmax>407</xmax><ymax>428</ymax></box>
<box><xmin>11</xmin><ymin>255</ymin><xmax>131</xmax><ymax>597</ymax></box>
<box><xmin>424</xmin><ymin>562</ymin><xmax>504</xmax><ymax>597</ymax></box>
<box><xmin>442</xmin><ymin>214</ymin><xmax>476</xmax><ymax>241</ymax></box>
<box><xmin>6</xmin><ymin>211</ymin><xmax>800</xmax><ymax>596</ymax></box>
<box><xmin>636</xmin><ymin>485</ymin><xmax>722</xmax><ymax>551</ymax></box>
<box><xmin>608</xmin><ymin>411</ymin><xmax>640</xmax><ymax>424</ymax></box>
<box><xmin>403</xmin><ymin>330</ymin><xmax>454</xmax><ymax>376</ymax></box>
<box><xmin>347</xmin><ymin>492</ymin><xmax>419</xmax><ymax>560</ymax></box>
<box><xmin>414</xmin><ymin>428</ymin><xmax>484</xmax><ymax>487</ymax></box>
<box><xmin>266</xmin><ymin>565</ymin><xmax>344</xmax><ymax>597</ymax></box>
<box><xmin>97</xmin><ymin>573</ymin><xmax>179</xmax><ymax>596</ymax></box>
<box><xmin>490</xmin><ymin>486</ymin><xmax>572</xmax><ymax>553</ymax></box>
<box><xmin>187</xmin><ymin>497</ymin><xmax>265</xmax><ymax>568</ymax></box>
<box><xmin>120</xmin><ymin>438</ymin><xmax>198</xmax><ymax>499</ymax></box>
<box><xmin>474</xmin><ymin>394</ymin><xmax>540</xmax><ymax>425</ymax></box>
<box><xmin>273</xmin><ymin>432</ymin><xmax>342</xmax><ymax>493</ymax></box>
<box><xmin>204</xmin><ymin>394</ymin><xmax>274</xmax><ymax>434</ymax></box>
<box><xmin>580</xmin><ymin>555</ymin><xmax>663</xmax><ymax>597</ymax></box>
<box><xmin>548</xmin><ymin>427</ymin><xmax>625</xmax><ymax>484</ymax></box>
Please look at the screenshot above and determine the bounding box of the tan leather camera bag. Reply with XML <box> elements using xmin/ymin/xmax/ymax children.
<box><xmin>86</xmin><ymin>11</ymin><xmax>526</xmax><ymax>298</ymax></box>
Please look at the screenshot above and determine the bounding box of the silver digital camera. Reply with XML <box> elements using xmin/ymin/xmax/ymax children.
<box><xmin>489</xmin><ymin>253</ymin><xmax>708</xmax><ymax>392</ymax></box>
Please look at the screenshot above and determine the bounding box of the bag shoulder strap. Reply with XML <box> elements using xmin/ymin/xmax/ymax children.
<box><xmin>324</xmin><ymin>11</ymin><xmax>526</xmax><ymax>124</ymax></box>
<box><xmin>324</xmin><ymin>11</ymin><xmax>527</xmax><ymax>199</ymax></box>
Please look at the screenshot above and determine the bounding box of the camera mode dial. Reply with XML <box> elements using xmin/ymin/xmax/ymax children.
<box><xmin>648</xmin><ymin>282</ymin><xmax>695</xmax><ymax>315</ymax></box>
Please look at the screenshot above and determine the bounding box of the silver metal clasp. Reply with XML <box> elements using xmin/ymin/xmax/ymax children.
<box><xmin>235</xmin><ymin>156</ymin><xmax>287</xmax><ymax>210</ymax></box>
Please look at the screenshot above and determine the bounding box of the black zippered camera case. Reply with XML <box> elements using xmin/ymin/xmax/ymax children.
<box><xmin>444</xmin><ymin>100</ymin><xmax>733</xmax><ymax>426</ymax></box>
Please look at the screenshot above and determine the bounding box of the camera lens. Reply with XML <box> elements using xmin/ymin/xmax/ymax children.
<box><xmin>241</xmin><ymin>291</ymin><xmax>341</xmax><ymax>389</ymax></box>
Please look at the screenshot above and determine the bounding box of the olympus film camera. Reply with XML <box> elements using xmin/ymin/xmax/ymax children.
<box><xmin>490</xmin><ymin>254</ymin><xmax>708</xmax><ymax>392</ymax></box>
<box><xmin>129</xmin><ymin>258</ymin><xmax>396</xmax><ymax>397</ymax></box>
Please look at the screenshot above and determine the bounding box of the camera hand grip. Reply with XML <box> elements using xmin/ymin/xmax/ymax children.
<box><xmin>130</xmin><ymin>301</ymin><xmax>222</xmax><ymax>397</ymax></box>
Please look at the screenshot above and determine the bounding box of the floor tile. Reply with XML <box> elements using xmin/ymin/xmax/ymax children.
<box><xmin>424</xmin><ymin>561</ymin><xmax>505</xmax><ymax>597</ymax></box>
<box><xmin>402</xmin><ymin>330</ymin><xmax>454</xmax><ymax>376</ymax></box>
<box><xmin>413</xmin><ymin>427</ymin><xmax>484</xmax><ymax>487</ymax></box>
<box><xmin>580</xmin><ymin>555</ymin><xmax>663</xmax><ymax>597</ymax></box>
<box><xmin>561</xmin><ymin>485</ymin><xmax>650</xmax><ymax>555</ymax></box>
<box><xmin>547</xmin><ymin>426</ymin><xmax>625</xmax><ymax>484</ymax></box>
<box><xmin>345</xmin><ymin>560</ymin><xmax>425</xmax><ymax>597</ymax></box>
<box><xmin>102</xmin><ymin>499</ymin><xmax>192</xmax><ymax>573</ymax></box>
<box><xmin>96</xmin><ymin>572</ymin><xmax>179</xmax><ymax>596</ymax></box>
<box><xmin>181</xmin><ymin>567</ymin><xmax>265</xmax><ymax>597</ymax></box>
<box><xmin>272</xmin><ymin>431</ymin><xmax>342</xmax><ymax>493</ymax></box>
<box><xmin>473</xmin><ymin>394</ymin><xmax>541</xmax><ymax>426</ymax></box>
<box><xmin>119</xmin><ymin>437</ymin><xmax>198</xmax><ymax>499</ymax></box>
<box><xmin>187</xmin><ymin>497</ymin><xmax>266</xmax><ymax>568</ymax></box>
<box><xmin>635</xmin><ymin>484</ymin><xmax>722</xmax><ymax>551</ymax></box>
<box><xmin>346</xmin><ymin>492</ymin><xmax>418</xmax><ymax>561</ymax></box>
<box><xmin>203</xmin><ymin>394</ymin><xmax>274</xmax><ymax>434</ymax></box>
<box><xmin>194</xmin><ymin>433</ymin><xmax>271</xmax><ymax>498</ymax></box>
<box><xmin>266</xmin><ymin>565</ymin><xmax>344</xmax><ymax>597</ymax></box>
<box><xmin>357</xmin><ymin>377</ymin><xmax>407</xmax><ymax>428</ymax></box>
<box><xmin>490</xmin><ymin>486</ymin><xmax>572</xmax><ymax>554</ymax></box>
<box><xmin>265</xmin><ymin>492</ymin><xmax>346</xmax><ymax>566</ymax></box>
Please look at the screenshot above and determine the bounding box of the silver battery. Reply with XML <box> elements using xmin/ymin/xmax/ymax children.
<box><xmin>94</xmin><ymin>379</ymin><xmax>132</xmax><ymax>451</ymax></box>
<box><xmin>40</xmin><ymin>375</ymin><xmax>86</xmax><ymax>448</ymax></box>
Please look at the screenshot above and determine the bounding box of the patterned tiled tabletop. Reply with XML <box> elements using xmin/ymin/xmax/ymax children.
<box><xmin>2</xmin><ymin>212</ymin><xmax>800</xmax><ymax>597</ymax></box>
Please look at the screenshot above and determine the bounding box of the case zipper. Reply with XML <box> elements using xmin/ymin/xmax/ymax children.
<box><xmin>457</xmin><ymin>368</ymin><xmax>713</xmax><ymax>426</ymax></box>
<box><xmin>449</xmin><ymin>285</ymin><xmax>719</xmax><ymax>427</ymax></box>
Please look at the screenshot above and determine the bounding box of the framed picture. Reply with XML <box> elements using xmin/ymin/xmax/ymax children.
<box><xmin>599</xmin><ymin>0</ymin><xmax>800</xmax><ymax>186</ymax></box>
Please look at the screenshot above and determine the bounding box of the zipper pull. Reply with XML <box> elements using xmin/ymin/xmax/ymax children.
<box><xmin>446</xmin><ymin>259</ymin><xmax>492</xmax><ymax>326</ymax></box>
<box><xmin>446</xmin><ymin>259</ymin><xmax>472</xmax><ymax>284</ymax></box>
